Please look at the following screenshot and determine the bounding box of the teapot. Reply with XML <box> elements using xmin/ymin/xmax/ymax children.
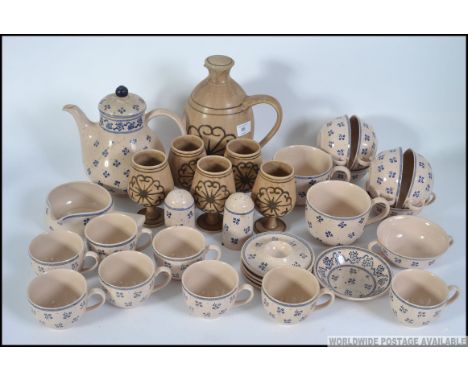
<box><xmin>64</xmin><ymin>86</ymin><xmax>185</xmax><ymax>194</ymax></box>
<box><xmin>185</xmin><ymin>55</ymin><xmax>283</xmax><ymax>155</ymax></box>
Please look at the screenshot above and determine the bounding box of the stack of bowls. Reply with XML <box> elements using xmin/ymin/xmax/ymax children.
<box><xmin>240</xmin><ymin>232</ymin><xmax>315</xmax><ymax>288</ymax></box>
<box><xmin>366</xmin><ymin>147</ymin><xmax>435</xmax><ymax>216</ymax></box>
<box><xmin>317</xmin><ymin>115</ymin><xmax>377</xmax><ymax>183</ymax></box>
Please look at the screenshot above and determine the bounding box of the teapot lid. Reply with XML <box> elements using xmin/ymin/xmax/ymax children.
<box><xmin>98</xmin><ymin>86</ymin><xmax>146</xmax><ymax>118</ymax></box>
<box><xmin>189</xmin><ymin>55</ymin><xmax>247</xmax><ymax>111</ymax></box>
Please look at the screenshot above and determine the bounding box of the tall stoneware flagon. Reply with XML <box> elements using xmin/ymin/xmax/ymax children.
<box><xmin>185</xmin><ymin>55</ymin><xmax>283</xmax><ymax>156</ymax></box>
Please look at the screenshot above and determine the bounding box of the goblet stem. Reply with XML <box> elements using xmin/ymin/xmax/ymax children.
<box><xmin>206</xmin><ymin>212</ymin><xmax>221</xmax><ymax>226</ymax></box>
<box><xmin>146</xmin><ymin>205</ymin><xmax>161</xmax><ymax>221</ymax></box>
<box><xmin>264</xmin><ymin>216</ymin><xmax>279</xmax><ymax>230</ymax></box>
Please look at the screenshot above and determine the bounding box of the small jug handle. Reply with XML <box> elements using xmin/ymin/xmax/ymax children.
<box><xmin>146</xmin><ymin>108</ymin><xmax>186</xmax><ymax>137</ymax></box>
<box><xmin>243</xmin><ymin>95</ymin><xmax>283</xmax><ymax>147</ymax></box>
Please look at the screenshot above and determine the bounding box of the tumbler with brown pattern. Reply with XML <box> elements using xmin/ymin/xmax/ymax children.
<box><xmin>251</xmin><ymin>160</ymin><xmax>296</xmax><ymax>233</ymax></box>
<box><xmin>191</xmin><ymin>156</ymin><xmax>236</xmax><ymax>232</ymax></box>
<box><xmin>169</xmin><ymin>135</ymin><xmax>206</xmax><ymax>190</ymax></box>
<box><xmin>128</xmin><ymin>149</ymin><xmax>174</xmax><ymax>227</ymax></box>
<box><xmin>224</xmin><ymin>138</ymin><xmax>262</xmax><ymax>192</ymax></box>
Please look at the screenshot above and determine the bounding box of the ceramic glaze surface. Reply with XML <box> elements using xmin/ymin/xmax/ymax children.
<box><xmin>403</xmin><ymin>151</ymin><xmax>435</xmax><ymax>209</ymax></box>
<box><xmin>64</xmin><ymin>86</ymin><xmax>185</xmax><ymax>193</ymax></box>
<box><xmin>164</xmin><ymin>189</ymin><xmax>195</xmax><ymax>227</ymax></box>
<box><xmin>314</xmin><ymin>246</ymin><xmax>392</xmax><ymax>301</ymax></box>
<box><xmin>317</xmin><ymin>116</ymin><xmax>351</xmax><ymax>166</ymax></box>
<box><xmin>222</xmin><ymin>193</ymin><xmax>254</xmax><ymax>250</ymax></box>
<box><xmin>390</xmin><ymin>269</ymin><xmax>459</xmax><ymax>327</ymax></box>
<box><xmin>351</xmin><ymin>118</ymin><xmax>378</xmax><ymax>169</ymax></box>
<box><xmin>185</xmin><ymin>55</ymin><xmax>282</xmax><ymax>155</ymax></box>
<box><xmin>45</xmin><ymin>181</ymin><xmax>113</xmax><ymax>236</ymax></box>
<box><xmin>241</xmin><ymin>232</ymin><xmax>314</xmax><ymax>277</ymax></box>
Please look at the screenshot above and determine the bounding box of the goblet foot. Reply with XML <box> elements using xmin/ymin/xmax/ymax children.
<box><xmin>197</xmin><ymin>213</ymin><xmax>223</xmax><ymax>232</ymax></box>
<box><xmin>138</xmin><ymin>207</ymin><xmax>164</xmax><ymax>228</ymax></box>
<box><xmin>254</xmin><ymin>216</ymin><xmax>286</xmax><ymax>233</ymax></box>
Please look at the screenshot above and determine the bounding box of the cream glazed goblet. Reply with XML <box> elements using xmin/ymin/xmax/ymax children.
<box><xmin>98</xmin><ymin>250</ymin><xmax>172</xmax><ymax>308</ymax></box>
<box><xmin>27</xmin><ymin>269</ymin><xmax>105</xmax><ymax>329</ymax></box>
<box><xmin>390</xmin><ymin>269</ymin><xmax>460</xmax><ymax>327</ymax></box>
<box><xmin>29</xmin><ymin>231</ymin><xmax>99</xmax><ymax>275</ymax></box>
<box><xmin>152</xmin><ymin>226</ymin><xmax>222</xmax><ymax>280</ymax></box>
<box><xmin>182</xmin><ymin>260</ymin><xmax>254</xmax><ymax>319</ymax></box>
<box><xmin>305</xmin><ymin>180</ymin><xmax>390</xmax><ymax>246</ymax></box>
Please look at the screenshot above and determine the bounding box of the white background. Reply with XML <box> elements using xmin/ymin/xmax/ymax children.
<box><xmin>2</xmin><ymin>36</ymin><xmax>466</xmax><ymax>344</ymax></box>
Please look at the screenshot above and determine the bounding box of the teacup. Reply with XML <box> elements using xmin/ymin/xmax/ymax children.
<box><xmin>273</xmin><ymin>145</ymin><xmax>350</xmax><ymax>206</ymax></box>
<box><xmin>98</xmin><ymin>251</ymin><xmax>172</xmax><ymax>308</ymax></box>
<box><xmin>390</xmin><ymin>269</ymin><xmax>459</xmax><ymax>327</ymax></box>
<box><xmin>181</xmin><ymin>260</ymin><xmax>254</xmax><ymax>319</ymax></box>
<box><xmin>305</xmin><ymin>180</ymin><xmax>390</xmax><ymax>245</ymax></box>
<box><xmin>152</xmin><ymin>226</ymin><xmax>222</xmax><ymax>280</ymax></box>
<box><xmin>262</xmin><ymin>266</ymin><xmax>334</xmax><ymax>325</ymax></box>
<box><xmin>317</xmin><ymin>115</ymin><xmax>351</xmax><ymax>166</ymax></box>
<box><xmin>349</xmin><ymin>118</ymin><xmax>377</xmax><ymax>169</ymax></box>
<box><xmin>45</xmin><ymin>181</ymin><xmax>113</xmax><ymax>235</ymax></box>
<box><xmin>368</xmin><ymin>215</ymin><xmax>453</xmax><ymax>269</ymax></box>
<box><xmin>29</xmin><ymin>231</ymin><xmax>99</xmax><ymax>275</ymax></box>
<box><xmin>27</xmin><ymin>269</ymin><xmax>106</xmax><ymax>329</ymax></box>
<box><xmin>84</xmin><ymin>212</ymin><xmax>153</xmax><ymax>260</ymax></box>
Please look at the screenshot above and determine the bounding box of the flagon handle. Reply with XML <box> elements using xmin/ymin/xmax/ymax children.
<box><xmin>243</xmin><ymin>94</ymin><xmax>283</xmax><ymax>147</ymax></box>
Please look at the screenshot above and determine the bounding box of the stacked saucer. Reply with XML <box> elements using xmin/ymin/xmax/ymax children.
<box><xmin>240</xmin><ymin>232</ymin><xmax>315</xmax><ymax>289</ymax></box>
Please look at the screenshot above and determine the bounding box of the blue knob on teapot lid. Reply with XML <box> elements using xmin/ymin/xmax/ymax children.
<box><xmin>115</xmin><ymin>85</ymin><xmax>128</xmax><ymax>97</ymax></box>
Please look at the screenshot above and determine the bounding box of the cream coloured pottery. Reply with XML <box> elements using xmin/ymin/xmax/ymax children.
<box><xmin>368</xmin><ymin>215</ymin><xmax>452</xmax><ymax>269</ymax></box>
<box><xmin>390</xmin><ymin>269</ymin><xmax>459</xmax><ymax>327</ymax></box>
<box><xmin>46</xmin><ymin>181</ymin><xmax>113</xmax><ymax>236</ymax></box>
<box><xmin>28</xmin><ymin>269</ymin><xmax>105</xmax><ymax>329</ymax></box>
<box><xmin>314</xmin><ymin>246</ymin><xmax>392</xmax><ymax>301</ymax></box>
<box><xmin>262</xmin><ymin>266</ymin><xmax>334</xmax><ymax>324</ymax></box>
<box><xmin>317</xmin><ymin>115</ymin><xmax>351</xmax><ymax>166</ymax></box>
<box><xmin>222</xmin><ymin>192</ymin><xmax>255</xmax><ymax>250</ymax></box>
<box><xmin>164</xmin><ymin>189</ymin><xmax>195</xmax><ymax>228</ymax></box>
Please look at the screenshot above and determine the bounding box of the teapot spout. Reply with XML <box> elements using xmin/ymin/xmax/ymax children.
<box><xmin>63</xmin><ymin>104</ymin><xmax>94</xmax><ymax>132</ymax></box>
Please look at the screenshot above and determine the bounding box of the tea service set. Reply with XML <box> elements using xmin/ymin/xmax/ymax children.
<box><xmin>26</xmin><ymin>55</ymin><xmax>459</xmax><ymax>331</ymax></box>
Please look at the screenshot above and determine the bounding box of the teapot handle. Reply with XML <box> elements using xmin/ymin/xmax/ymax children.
<box><xmin>145</xmin><ymin>108</ymin><xmax>186</xmax><ymax>137</ymax></box>
<box><xmin>243</xmin><ymin>95</ymin><xmax>283</xmax><ymax>147</ymax></box>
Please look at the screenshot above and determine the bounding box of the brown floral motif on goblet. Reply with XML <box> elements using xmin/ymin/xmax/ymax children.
<box><xmin>232</xmin><ymin>162</ymin><xmax>260</xmax><ymax>192</ymax></box>
<box><xmin>177</xmin><ymin>160</ymin><xmax>197</xmax><ymax>190</ymax></box>
<box><xmin>187</xmin><ymin>124</ymin><xmax>236</xmax><ymax>155</ymax></box>
<box><xmin>255</xmin><ymin>187</ymin><xmax>293</xmax><ymax>217</ymax></box>
<box><xmin>193</xmin><ymin>180</ymin><xmax>230</xmax><ymax>213</ymax></box>
<box><xmin>128</xmin><ymin>175</ymin><xmax>165</xmax><ymax>207</ymax></box>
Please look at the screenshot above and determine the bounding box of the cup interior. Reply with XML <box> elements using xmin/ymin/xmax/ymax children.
<box><xmin>396</xmin><ymin>149</ymin><xmax>415</xmax><ymax>208</ymax></box>
<box><xmin>198</xmin><ymin>156</ymin><xmax>231</xmax><ymax>174</ymax></box>
<box><xmin>99</xmin><ymin>251</ymin><xmax>154</xmax><ymax>288</ymax></box>
<box><xmin>153</xmin><ymin>226</ymin><xmax>205</xmax><ymax>259</ymax></box>
<box><xmin>226</xmin><ymin>139</ymin><xmax>260</xmax><ymax>156</ymax></box>
<box><xmin>182</xmin><ymin>260</ymin><xmax>238</xmax><ymax>298</ymax></box>
<box><xmin>263</xmin><ymin>267</ymin><xmax>319</xmax><ymax>304</ymax></box>
<box><xmin>47</xmin><ymin>182</ymin><xmax>112</xmax><ymax>220</ymax></box>
<box><xmin>28</xmin><ymin>269</ymin><xmax>86</xmax><ymax>308</ymax></box>
<box><xmin>348</xmin><ymin>115</ymin><xmax>360</xmax><ymax>167</ymax></box>
<box><xmin>30</xmin><ymin>231</ymin><xmax>82</xmax><ymax>263</ymax></box>
<box><xmin>172</xmin><ymin>135</ymin><xmax>204</xmax><ymax>152</ymax></box>
<box><xmin>274</xmin><ymin>146</ymin><xmax>332</xmax><ymax>176</ymax></box>
<box><xmin>133</xmin><ymin>150</ymin><xmax>166</xmax><ymax>167</ymax></box>
<box><xmin>262</xmin><ymin>161</ymin><xmax>294</xmax><ymax>178</ymax></box>
<box><xmin>85</xmin><ymin>213</ymin><xmax>137</xmax><ymax>245</ymax></box>
<box><xmin>306</xmin><ymin>180</ymin><xmax>370</xmax><ymax>217</ymax></box>
<box><xmin>378</xmin><ymin>216</ymin><xmax>450</xmax><ymax>259</ymax></box>
<box><xmin>392</xmin><ymin>269</ymin><xmax>449</xmax><ymax>307</ymax></box>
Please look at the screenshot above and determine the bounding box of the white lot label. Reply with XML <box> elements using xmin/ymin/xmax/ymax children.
<box><xmin>237</xmin><ymin>121</ymin><xmax>252</xmax><ymax>136</ymax></box>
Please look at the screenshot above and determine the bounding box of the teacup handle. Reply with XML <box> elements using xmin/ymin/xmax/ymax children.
<box><xmin>311</xmin><ymin>288</ymin><xmax>335</xmax><ymax>312</ymax></box>
<box><xmin>203</xmin><ymin>244</ymin><xmax>222</xmax><ymax>261</ymax></box>
<box><xmin>330</xmin><ymin>165</ymin><xmax>351</xmax><ymax>182</ymax></box>
<box><xmin>425</xmin><ymin>192</ymin><xmax>436</xmax><ymax>206</ymax></box>
<box><xmin>145</xmin><ymin>108</ymin><xmax>186</xmax><ymax>137</ymax></box>
<box><xmin>86</xmin><ymin>288</ymin><xmax>106</xmax><ymax>312</ymax></box>
<box><xmin>81</xmin><ymin>251</ymin><xmax>99</xmax><ymax>274</ymax></box>
<box><xmin>233</xmin><ymin>284</ymin><xmax>255</xmax><ymax>308</ymax></box>
<box><xmin>406</xmin><ymin>202</ymin><xmax>424</xmax><ymax>212</ymax></box>
<box><xmin>136</xmin><ymin>228</ymin><xmax>153</xmax><ymax>251</ymax></box>
<box><xmin>446</xmin><ymin>285</ymin><xmax>460</xmax><ymax>305</ymax></box>
<box><xmin>243</xmin><ymin>95</ymin><xmax>283</xmax><ymax>147</ymax></box>
<box><xmin>366</xmin><ymin>197</ymin><xmax>390</xmax><ymax>225</ymax></box>
<box><xmin>357</xmin><ymin>157</ymin><xmax>372</xmax><ymax>167</ymax></box>
<box><xmin>151</xmin><ymin>266</ymin><xmax>172</xmax><ymax>294</ymax></box>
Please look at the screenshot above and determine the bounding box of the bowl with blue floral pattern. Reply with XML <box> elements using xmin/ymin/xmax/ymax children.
<box><xmin>241</xmin><ymin>232</ymin><xmax>315</xmax><ymax>278</ymax></box>
<box><xmin>314</xmin><ymin>246</ymin><xmax>392</xmax><ymax>301</ymax></box>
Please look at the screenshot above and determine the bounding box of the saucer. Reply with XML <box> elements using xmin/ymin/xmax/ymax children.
<box><xmin>314</xmin><ymin>246</ymin><xmax>392</xmax><ymax>301</ymax></box>
<box><xmin>240</xmin><ymin>267</ymin><xmax>262</xmax><ymax>289</ymax></box>
<box><xmin>240</xmin><ymin>262</ymin><xmax>263</xmax><ymax>282</ymax></box>
<box><xmin>241</xmin><ymin>232</ymin><xmax>314</xmax><ymax>277</ymax></box>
